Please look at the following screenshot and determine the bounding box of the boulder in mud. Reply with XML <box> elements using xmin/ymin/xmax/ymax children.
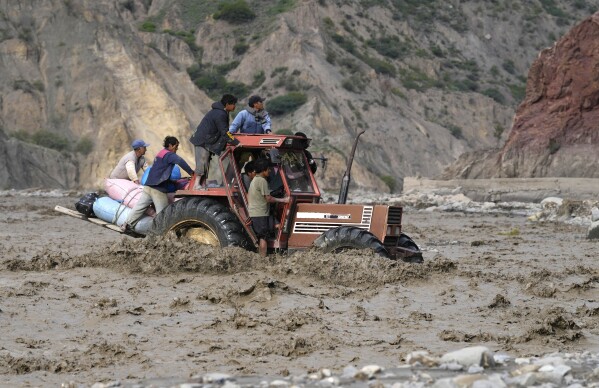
<box><xmin>440</xmin><ymin>346</ymin><xmax>495</xmax><ymax>368</ymax></box>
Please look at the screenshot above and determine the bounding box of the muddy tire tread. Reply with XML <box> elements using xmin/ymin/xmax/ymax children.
<box><xmin>315</xmin><ymin>226</ymin><xmax>389</xmax><ymax>258</ymax></box>
<box><xmin>150</xmin><ymin>197</ymin><xmax>249</xmax><ymax>248</ymax></box>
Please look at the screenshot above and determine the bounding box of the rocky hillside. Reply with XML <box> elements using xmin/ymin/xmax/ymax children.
<box><xmin>441</xmin><ymin>11</ymin><xmax>599</xmax><ymax>180</ymax></box>
<box><xmin>0</xmin><ymin>0</ymin><xmax>595</xmax><ymax>191</ymax></box>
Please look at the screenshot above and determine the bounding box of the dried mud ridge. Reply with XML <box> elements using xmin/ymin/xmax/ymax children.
<box><xmin>2</xmin><ymin>235</ymin><xmax>454</xmax><ymax>286</ymax></box>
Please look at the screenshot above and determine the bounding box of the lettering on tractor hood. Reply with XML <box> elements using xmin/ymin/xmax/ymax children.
<box><xmin>296</xmin><ymin>212</ymin><xmax>351</xmax><ymax>219</ymax></box>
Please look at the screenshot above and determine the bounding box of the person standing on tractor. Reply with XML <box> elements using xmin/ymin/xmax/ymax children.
<box><xmin>109</xmin><ymin>139</ymin><xmax>149</xmax><ymax>184</ymax></box>
<box><xmin>122</xmin><ymin>136</ymin><xmax>194</xmax><ymax>233</ymax></box>
<box><xmin>248</xmin><ymin>158</ymin><xmax>289</xmax><ymax>255</ymax></box>
<box><xmin>229</xmin><ymin>95</ymin><xmax>272</xmax><ymax>134</ymax></box>
<box><xmin>190</xmin><ymin>94</ymin><xmax>239</xmax><ymax>190</ymax></box>
<box><xmin>295</xmin><ymin>132</ymin><xmax>317</xmax><ymax>174</ymax></box>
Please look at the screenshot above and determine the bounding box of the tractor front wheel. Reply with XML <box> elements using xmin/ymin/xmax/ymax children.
<box><xmin>313</xmin><ymin>226</ymin><xmax>389</xmax><ymax>258</ymax></box>
<box><xmin>150</xmin><ymin>197</ymin><xmax>250</xmax><ymax>248</ymax></box>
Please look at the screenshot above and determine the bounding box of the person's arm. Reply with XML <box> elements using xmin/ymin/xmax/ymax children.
<box><xmin>228</xmin><ymin>111</ymin><xmax>244</xmax><ymax>133</ymax></box>
<box><xmin>262</xmin><ymin>111</ymin><xmax>272</xmax><ymax>134</ymax></box>
<box><xmin>265</xmin><ymin>194</ymin><xmax>289</xmax><ymax>203</ymax></box>
<box><xmin>257</xmin><ymin>177</ymin><xmax>288</xmax><ymax>203</ymax></box>
<box><xmin>166</xmin><ymin>153</ymin><xmax>194</xmax><ymax>176</ymax></box>
<box><xmin>125</xmin><ymin>160</ymin><xmax>139</xmax><ymax>183</ymax></box>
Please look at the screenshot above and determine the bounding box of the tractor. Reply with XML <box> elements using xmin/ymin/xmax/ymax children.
<box><xmin>149</xmin><ymin>132</ymin><xmax>423</xmax><ymax>262</ymax></box>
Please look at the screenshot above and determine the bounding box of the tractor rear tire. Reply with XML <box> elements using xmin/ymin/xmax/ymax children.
<box><xmin>314</xmin><ymin>226</ymin><xmax>389</xmax><ymax>258</ymax></box>
<box><xmin>150</xmin><ymin>197</ymin><xmax>250</xmax><ymax>249</ymax></box>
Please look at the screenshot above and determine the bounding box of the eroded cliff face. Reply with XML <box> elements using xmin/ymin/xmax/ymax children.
<box><xmin>442</xmin><ymin>12</ymin><xmax>599</xmax><ymax>180</ymax></box>
<box><xmin>0</xmin><ymin>130</ymin><xmax>78</xmax><ymax>189</ymax></box>
<box><xmin>0</xmin><ymin>0</ymin><xmax>203</xmax><ymax>189</ymax></box>
<box><xmin>0</xmin><ymin>0</ymin><xmax>591</xmax><ymax>190</ymax></box>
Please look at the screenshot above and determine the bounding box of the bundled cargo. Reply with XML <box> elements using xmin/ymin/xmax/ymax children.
<box><xmin>104</xmin><ymin>178</ymin><xmax>156</xmax><ymax>216</ymax></box>
<box><xmin>93</xmin><ymin>196</ymin><xmax>153</xmax><ymax>234</ymax></box>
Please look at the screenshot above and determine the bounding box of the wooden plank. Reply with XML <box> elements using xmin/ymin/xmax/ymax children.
<box><xmin>54</xmin><ymin>205</ymin><xmax>123</xmax><ymax>233</ymax></box>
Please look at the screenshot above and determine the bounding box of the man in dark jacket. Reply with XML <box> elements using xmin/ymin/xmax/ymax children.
<box><xmin>190</xmin><ymin>94</ymin><xmax>239</xmax><ymax>189</ymax></box>
<box><xmin>122</xmin><ymin>136</ymin><xmax>194</xmax><ymax>232</ymax></box>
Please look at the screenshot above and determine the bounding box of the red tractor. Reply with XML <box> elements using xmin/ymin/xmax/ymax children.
<box><xmin>150</xmin><ymin>133</ymin><xmax>423</xmax><ymax>262</ymax></box>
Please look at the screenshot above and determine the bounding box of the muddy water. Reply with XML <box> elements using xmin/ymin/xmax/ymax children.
<box><xmin>0</xmin><ymin>194</ymin><xmax>597</xmax><ymax>386</ymax></box>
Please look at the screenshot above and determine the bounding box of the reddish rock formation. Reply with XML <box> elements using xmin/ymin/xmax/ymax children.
<box><xmin>442</xmin><ymin>12</ymin><xmax>599</xmax><ymax>179</ymax></box>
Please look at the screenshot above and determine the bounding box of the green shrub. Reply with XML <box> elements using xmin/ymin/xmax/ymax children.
<box><xmin>165</xmin><ymin>29</ymin><xmax>202</xmax><ymax>57</ymax></box>
<box><xmin>225</xmin><ymin>81</ymin><xmax>249</xmax><ymax>99</ymax></box>
<box><xmin>187</xmin><ymin>64</ymin><xmax>203</xmax><ymax>80</ymax></box>
<box><xmin>188</xmin><ymin>62</ymin><xmax>249</xmax><ymax>100</ymax></box>
<box><xmin>452</xmin><ymin>78</ymin><xmax>479</xmax><ymax>92</ymax></box>
<box><xmin>33</xmin><ymin>81</ymin><xmax>44</xmax><ymax>92</ymax></box>
<box><xmin>10</xmin><ymin>130</ymin><xmax>31</xmax><ymax>142</ymax></box>
<box><xmin>322</xmin><ymin>17</ymin><xmax>334</xmax><ymax>30</ymax></box>
<box><xmin>367</xmin><ymin>36</ymin><xmax>408</xmax><ymax>59</ymax></box>
<box><xmin>140</xmin><ymin>21</ymin><xmax>157</xmax><ymax>32</ymax></box>
<box><xmin>502</xmin><ymin>60</ymin><xmax>516</xmax><ymax>74</ymax></box>
<box><xmin>331</xmin><ymin>33</ymin><xmax>356</xmax><ymax>55</ymax></box>
<box><xmin>391</xmin><ymin>88</ymin><xmax>406</xmax><ymax>99</ymax></box>
<box><xmin>482</xmin><ymin>88</ymin><xmax>506</xmax><ymax>104</ymax></box>
<box><xmin>75</xmin><ymin>136</ymin><xmax>94</xmax><ymax>155</ymax></box>
<box><xmin>271</xmin><ymin>67</ymin><xmax>288</xmax><ymax>77</ymax></box>
<box><xmin>325</xmin><ymin>49</ymin><xmax>336</xmax><ymax>64</ymax></box>
<box><xmin>509</xmin><ymin>83</ymin><xmax>526</xmax><ymax>102</ymax></box>
<box><xmin>447</xmin><ymin>124</ymin><xmax>463</xmax><ymax>139</ymax></box>
<box><xmin>362</xmin><ymin>55</ymin><xmax>396</xmax><ymax>76</ymax></box>
<box><xmin>338</xmin><ymin>57</ymin><xmax>361</xmax><ymax>74</ymax></box>
<box><xmin>267</xmin><ymin>0</ymin><xmax>296</xmax><ymax>16</ymax></box>
<box><xmin>268</xmin><ymin>92</ymin><xmax>307</xmax><ymax>116</ymax></box>
<box><xmin>233</xmin><ymin>41</ymin><xmax>249</xmax><ymax>55</ymax></box>
<box><xmin>31</xmin><ymin>130</ymin><xmax>70</xmax><ymax>151</ymax></box>
<box><xmin>494</xmin><ymin>123</ymin><xmax>505</xmax><ymax>141</ymax></box>
<box><xmin>215</xmin><ymin>61</ymin><xmax>240</xmax><ymax>75</ymax></box>
<box><xmin>380</xmin><ymin>175</ymin><xmax>396</xmax><ymax>192</ymax></box>
<box><xmin>13</xmin><ymin>80</ymin><xmax>34</xmax><ymax>93</ymax></box>
<box><xmin>399</xmin><ymin>67</ymin><xmax>438</xmax><ymax>92</ymax></box>
<box><xmin>430</xmin><ymin>44</ymin><xmax>444</xmax><ymax>58</ymax></box>
<box><xmin>252</xmin><ymin>71</ymin><xmax>265</xmax><ymax>88</ymax></box>
<box><xmin>194</xmin><ymin>73</ymin><xmax>226</xmax><ymax>93</ymax></box>
<box><xmin>341</xmin><ymin>74</ymin><xmax>366</xmax><ymax>93</ymax></box>
<box><xmin>539</xmin><ymin>0</ymin><xmax>567</xmax><ymax>18</ymax></box>
<box><xmin>214</xmin><ymin>0</ymin><xmax>256</xmax><ymax>23</ymax></box>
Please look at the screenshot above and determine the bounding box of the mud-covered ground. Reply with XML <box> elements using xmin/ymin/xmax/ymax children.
<box><xmin>0</xmin><ymin>192</ymin><xmax>598</xmax><ymax>387</ymax></box>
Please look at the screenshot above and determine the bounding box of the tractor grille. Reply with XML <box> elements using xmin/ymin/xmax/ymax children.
<box><xmin>387</xmin><ymin>206</ymin><xmax>402</xmax><ymax>225</ymax></box>
<box><xmin>259</xmin><ymin>138</ymin><xmax>281</xmax><ymax>145</ymax></box>
<box><xmin>292</xmin><ymin>206</ymin><xmax>374</xmax><ymax>234</ymax></box>
<box><xmin>293</xmin><ymin>222</ymin><xmax>370</xmax><ymax>234</ymax></box>
<box><xmin>362</xmin><ymin>206</ymin><xmax>373</xmax><ymax>224</ymax></box>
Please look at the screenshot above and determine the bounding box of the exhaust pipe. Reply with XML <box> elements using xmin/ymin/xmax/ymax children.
<box><xmin>338</xmin><ymin>130</ymin><xmax>365</xmax><ymax>204</ymax></box>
